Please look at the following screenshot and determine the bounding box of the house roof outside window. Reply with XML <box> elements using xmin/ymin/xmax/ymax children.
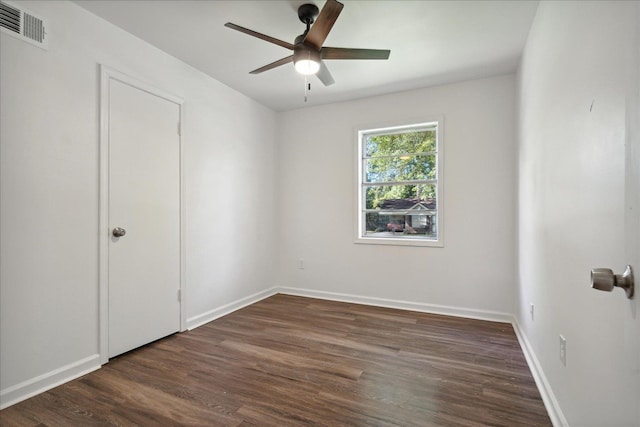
<box><xmin>379</xmin><ymin>199</ymin><xmax>436</xmax><ymax>215</ymax></box>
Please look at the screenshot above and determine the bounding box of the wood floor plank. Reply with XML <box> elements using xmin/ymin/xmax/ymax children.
<box><xmin>0</xmin><ymin>294</ymin><xmax>551</xmax><ymax>426</ymax></box>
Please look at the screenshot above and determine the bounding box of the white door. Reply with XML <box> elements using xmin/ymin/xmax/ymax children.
<box><xmin>625</xmin><ymin>12</ymin><xmax>640</xmax><ymax>423</ymax></box>
<box><xmin>107</xmin><ymin>78</ymin><xmax>181</xmax><ymax>358</ymax></box>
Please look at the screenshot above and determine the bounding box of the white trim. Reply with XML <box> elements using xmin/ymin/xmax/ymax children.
<box><xmin>186</xmin><ymin>288</ymin><xmax>278</xmax><ymax>330</ymax></box>
<box><xmin>276</xmin><ymin>287</ymin><xmax>511</xmax><ymax>323</ymax></box>
<box><xmin>354</xmin><ymin>116</ymin><xmax>445</xmax><ymax>248</ymax></box>
<box><xmin>99</xmin><ymin>65</ymin><xmax>186</xmax><ymax>365</ymax></box>
<box><xmin>99</xmin><ymin>65</ymin><xmax>109</xmax><ymax>365</ymax></box>
<box><xmin>354</xmin><ymin>236</ymin><xmax>442</xmax><ymax>248</ymax></box>
<box><xmin>0</xmin><ymin>354</ymin><xmax>100</xmax><ymax>409</ymax></box>
<box><xmin>512</xmin><ymin>319</ymin><xmax>568</xmax><ymax>427</ymax></box>
<box><xmin>178</xmin><ymin>90</ymin><xmax>187</xmax><ymax>334</ymax></box>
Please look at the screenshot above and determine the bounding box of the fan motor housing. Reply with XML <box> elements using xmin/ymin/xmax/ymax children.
<box><xmin>293</xmin><ymin>45</ymin><xmax>321</xmax><ymax>65</ymax></box>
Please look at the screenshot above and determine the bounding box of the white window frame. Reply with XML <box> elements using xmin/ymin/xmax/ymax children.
<box><xmin>355</xmin><ymin>117</ymin><xmax>444</xmax><ymax>247</ymax></box>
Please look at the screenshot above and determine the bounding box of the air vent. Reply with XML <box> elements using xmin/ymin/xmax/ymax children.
<box><xmin>0</xmin><ymin>0</ymin><xmax>47</xmax><ymax>49</ymax></box>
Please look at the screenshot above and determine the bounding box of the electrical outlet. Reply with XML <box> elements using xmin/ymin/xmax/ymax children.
<box><xmin>299</xmin><ymin>258</ymin><xmax>304</xmax><ymax>269</ymax></box>
<box><xmin>530</xmin><ymin>303</ymin><xmax>534</xmax><ymax>321</ymax></box>
<box><xmin>559</xmin><ymin>335</ymin><xmax>567</xmax><ymax>366</ymax></box>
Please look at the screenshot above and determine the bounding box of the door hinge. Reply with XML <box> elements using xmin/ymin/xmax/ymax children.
<box><xmin>177</xmin><ymin>288</ymin><xmax>182</xmax><ymax>302</ymax></box>
<box><xmin>177</xmin><ymin>121</ymin><xmax>181</xmax><ymax>136</ymax></box>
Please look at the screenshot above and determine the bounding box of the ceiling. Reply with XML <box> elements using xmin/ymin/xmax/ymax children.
<box><xmin>74</xmin><ymin>0</ymin><xmax>539</xmax><ymax>111</ymax></box>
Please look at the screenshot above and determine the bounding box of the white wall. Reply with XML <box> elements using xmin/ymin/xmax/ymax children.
<box><xmin>0</xmin><ymin>1</ymin><xmax>277</xmax><ymax>406</ymax></box>
<box><xmin>517</xmin><ymin>1</ymin><xmax>640</xmax><ymax>425</ymax></box>
<box><xmin>276</xmin><ymin>75</ymin><xmax>517</xmax><ymax>318</ymax></box>
<box><xmin>5</xmin><ymin>1</ymin><xmax>637</xmax><ymax>422</ymax></box>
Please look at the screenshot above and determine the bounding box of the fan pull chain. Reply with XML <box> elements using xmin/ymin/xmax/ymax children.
<box><xmin>304</xmin><ymin>76</ymin><xmax>309</xmax><ymax>103</ymax></box>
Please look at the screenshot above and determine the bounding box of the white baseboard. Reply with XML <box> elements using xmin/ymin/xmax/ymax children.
<box><xmin>0</xmin><ymin>354</ymin><xmax>101</xmax><ymax>410</ymax></box>
<box><xmin>511</xmin><ymin>319</ymin><xmax>568</xmax><ymax>427</ymax></box>
<box><xmin>276</xmin><ymin>286</ymin><xmax>513</xmax><ymax>323</ymax></box>
<box><xmin>186</xmin><ymin>287</ymin><xmax>278</xmax><ymax>330</ymax></box>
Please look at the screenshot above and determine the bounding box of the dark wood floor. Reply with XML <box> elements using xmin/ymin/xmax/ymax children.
<box><xmin>0</xmin><ymin>294</ymin><xmax>551</xmax><ymax>426</ymax></box>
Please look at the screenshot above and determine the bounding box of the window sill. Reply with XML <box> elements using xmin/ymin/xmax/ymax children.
<box><xmin>354</xmin><ymin>236</ymin><xmax>444</xmax><ymax>248</ymax></box>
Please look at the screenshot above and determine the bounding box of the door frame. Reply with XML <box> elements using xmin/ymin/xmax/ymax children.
<box><xmin>98</xmin><ymin>65</ymin><xmax>186</xmax><ymax>364</ymax></box>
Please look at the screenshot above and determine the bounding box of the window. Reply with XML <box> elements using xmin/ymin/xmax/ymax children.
<box><xmin>356</xmin><ymin>118</ymin><xmax>443</xmax><ymax>247</ymax></box>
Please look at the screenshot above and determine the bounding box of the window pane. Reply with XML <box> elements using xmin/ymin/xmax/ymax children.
<box><xmin>364</xmin><ymin>212</ymin><xmax>438</xmax><ymax>240</ymax></box>
<box><xmin>364</xmin><ymin>185</ymin><xmax>437</xmax><ymax>209</ymax></box>
<box><xmin>358</xmin><ymin>119</ymin><xmax>442</xmax><ymax>246</ymax></box>
<box><xmin>365</xmin><ymin>130</ymin><xmax>436</xmax><ymax>157</ymax></box>
<box><xmin>365</xmin><ymin>154</ymin><xmax>436</xmax><ymax>183</ymax></box>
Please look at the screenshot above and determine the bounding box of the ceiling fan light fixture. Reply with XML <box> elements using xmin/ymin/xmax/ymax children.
<box><xmin>294</xmin><ymin>58</ymin><xmax>320</xmax><ymax>75</ymax></box>
<box><xmin>293</xmin><ymin>47</ymin><xmax>321</xmax><ymax>75</ymax></box>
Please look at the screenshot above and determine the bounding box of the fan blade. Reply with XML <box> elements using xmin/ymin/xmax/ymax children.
<box><xmin>322</xmin><ymin>47</ymin><xmax>390</xmax><ymax>60</ymax></box>
<box><xmin>316</xmin><ymin>61</ymin><xmax>335</xmax><ymax>86</ymax></box>
<box><xmin>225</xmin><ymin>23</ymin><xmax>295</xmax><ymax>50</ymax></box>
<box><xmin>249</xmin><ymin>55</ymin><xmax>294</xmax><ymax>74</ymax></box>
<box><xmin>303</xmin><ymin>0</ymin><xmax>344</xmax><ymax>50</ymax></box>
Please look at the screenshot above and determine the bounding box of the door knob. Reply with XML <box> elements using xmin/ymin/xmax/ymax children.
<box><xmin>591</xmin><ymin>265</ymin><xmax>634</xmax><ymax>299</ymax></box>
<box><xmin>112</xmin><ymin>227</ymin><xmax>126</xmax><ymax>237</ymax></box>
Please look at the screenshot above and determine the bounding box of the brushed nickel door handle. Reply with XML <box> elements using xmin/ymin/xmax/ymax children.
<box><xmin>591</xmin><ymin>265</ymin><xmax>634</xmax><ymax>299</ymax></box>
<box><xmin>112</xmin><ymin>227</ymin><xmax>126</xmax><ymax>238</ymax></box>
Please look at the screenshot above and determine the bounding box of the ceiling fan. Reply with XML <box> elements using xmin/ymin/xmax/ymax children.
<box><xmin>224</xmin><ymin>0</ymin><xmax>390</xmax><ymax>86</ymax></box>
